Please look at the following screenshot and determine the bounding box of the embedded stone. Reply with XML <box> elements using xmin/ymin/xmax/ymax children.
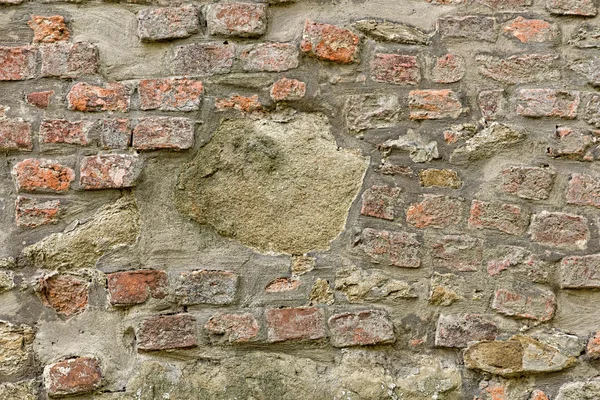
<box><xmin>435</xmin><ymin>314</ymin><xmax>498</xmax><ymax>348</ymax></box>
<box><xmin>352</xmin><ymin>19</ymin><xmax>431</xmax><ymax>45</ymax></box>
<box><xmin>138</xmin><ymin>78</ymin><xmax>203</xmax><ymax>111</ymax></box>
<box><xmin>39</xmin><ymin>274</ymin><xmax>88</xmax><ymax>317</ymax></box>
<box><xmin>477</xmin><ymin>54</ymin><xmax>560</xmax><ymax>85</ymax></box>
<box><xmin>137</xmin><ymin>314</ymin><xmax>198</xmax><ymax>351</ymax></box>
<box><xmin>501</xmin><ymin>166</ymin><xmax>555</xmax><ymax>200</ymax></box>
<box><xmin>335</xmin><ymin>265</ymin><xmax>417</xmax><ymax>303</ymax></box>
<box><xmin>205</xmin><ymin>313</ymin><xmax>259</xmax><ymax>344</ymax></box>
<box><xmin>345</xmin><ymin>94</ymin><xmax>401</xmax><ymax>133</ymax></box>
<box><xmin>28</xmin><ymin>15</ymin><xmax>69</xmax><ymax>43</ymax></box>
<box><xmin>45</xmin><ymin>357</ymin><xmax>102</xmax><ymax>397</ymax></box>
<box><xmin>359</xmin><ymin>228</ymin><xmax>421</xmax><ymax>268</ymax></box>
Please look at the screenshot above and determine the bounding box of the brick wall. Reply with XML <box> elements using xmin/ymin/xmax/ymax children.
<box><xmin>1</xmin><ymin>0</ymin><xmax>600</xmax><ymax>399</ymax></box>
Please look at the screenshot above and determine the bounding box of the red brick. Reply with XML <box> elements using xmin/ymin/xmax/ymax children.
<box><xmin>503</xmin><ymin>17</ymin><xmax>558</xmax><ymax>43</ymax></box>
<box><xmin>45</xmin><ymin>357</ymin><xmax>102</xmax><ymax>397</ymax></box>
<box><xmin>15</xmin><ymin>196</ymin><xmax>60</xmax><ymax>228</ymax></box>
<box><xmin>137</xmin><ymin>5</ymin><xmax>199</xmax><ymax>42</ymax></box>
<box><xmin>478</xmin><ymin>89</ymin><xmax>506</xmax><ymax>120</ymax></box>
<box><xmin>547</xmin><ymin>127</ymin><xmax>594</xmax><ymax>159</ymax></box>
<box><xmin>477</xmin><ymin>0</ymin><xmax>532</xmax><ymax>8</ymax></box>
<box><xmin>300</xmin><ymin>20</ymin><xmax>360</xmax><ymax>64</ymax></box>
<box><xmin>26</xmin><ymin>90</ymin><xmax>54</xmax><ymax>108</ymax></box>
<box><xmin>173</xmin><ymin>42</ymin><xmax>235</xmax><ymax>76</ymax></box>
<box><xmin>547</xmin><ymin>0</ymin><xmax>597</xmax><ymax>16</ymax></box>
<box><xmin>437</xmin><ymin>16</ymin><xmax>497</xmax><ymax>42</ymax></box>
<box><xmin>204</xmin><ymin>312</ymin><xmax>259</xmax><ymax>343</ymax></box>
<box><xmin>501</xmin><ymin>166</ymin><xmax>555</xmax><ymax>200</ymax></box>
<box><xmin>138</xmin><ymin>77</ymin><xmax>203</xmax><ymax>111</ymax></box>
<box><xmin>360</xmin><ymin>185</ymin><xmax>401</xmax><ymax>220</ymax></box>
<box><xmin>530</xmin><ymin>211</ymin><xmax>589</xmax><ymax>250</ymax></box>
<box><xmin>270</xmin><ymin>77</ymin><xmax>306</xmax><ymax>101</ymax></box>
<box><xmin>67</xmin><ymin>82</ymin><xmax>130</xmax><ymax>112</ymax></box>
<box><xmin>567</xmin><ymin>173</ymin><xmax>600</xmax><ymax>208</ymax></box>
<box><xmin>431</xmin><ymin>53</ymin><xmax>466</xmax><ymax>84</ymax></box>
<box><xmin>107</xmin><ymin>270</ymin><xmax>167</xmax><ymax>306</ymax></box>
<box><xmin>98</xmin><ymin>119</ymin><xmax>131</xmax><ymax>149</ymax></box>
<box><xmin>492</xmin><ymin>286</ymin><xmax>556</xmax><ymax>322</ymax></box>
<box><xmin>370</xmin><ymin>53</ymin><xmax>420</xmax><ymax>85</ymax></box>
<box><xmin>40</xmin><ymin>42</ymin><xmax>99</xmax><ymax>78</ymax></box>
<box><xmin>406</xmin><ymin>195</ymin><xmax>463</xmax><ymax>229</ymax></box>
<box><xmin>12</xmin><ymin>159</ymin><xmax>75</xmax><ymax>193</ymax></box>
<box><xmin>587</xmin><ymin>331</ymin><xmax>600</xmax><ymax>358</ymax></box>
<box><xmin>516</xmin><ymin>89</ymin><xmax>580</xmax><ymax>119</ymax></box>
<box><xmin>560</xmin><ymin>253</ymin><xmax>600</xmax><ymax>288</ymax></box>
<box><xmin>206</xmin><ymin>2</ymin><xmax>267</xmax><ymax>38</ymax></box>
<box><xmin>265</xmin><ymin>277</ymin><xmax>300</xmax><ymax>292</ymax></box>
<box><xmin>0</xmin><ymin>118</ymin><xmax>32</xmax><ymax>151</ymax></box>
<box><xmin>173</xmin><ymin>270</ymin><xmax>238</xmax><ymax>305</ymax></box>
<box><xmin>468</xmin><ymin>200</ymin><xmax>529</xmax><ymax>235</ymax></box>
<box><xmin>360</xmin><ymin>228</ymin><xmax>421</xmax><ymax>268</ymax></box>
<box><xmin>266</xmin><ymin>307</ymin><xmax>326</xmax><ymax>342</ymax></box>
<box><xmin>28</xmin><ymin>15</ymin><xmax>69</xmax><ymax>44</ymax></box>
<box><xmin>80</xmin><ymin>154</ymin><xmax>141</xmax><ymax>190</ymax></box>
<box><xmin>39</xmin><ymin>274</ymin><xmax>88</xmax><ymax>317</ymax></box>
<box><xmin>435</xmin><ymin>314</ymin><xmax>498</xmax><ymax>348</ymax></box>
<box><xmin>239</xmin><ymin>42</ymin><xmax>299</xmax><ymax>72</ymax></box>
<box><xmin>0</xmin><ymin>46</ymin><xmax>37</xmax><ymax>81</ymax></box>
<box><xmin>530</xmin><ymin>390</ymin><xmax>550</xmax><ymax>400</ymax></box>
<box><xmin>133</xmin><ymin>117</ymin><xmax>194</xmax><ymax>150</ymax></box>
<box><xmin>216</xmin><ymin>95</ymin><xmax>263</xmax><ymax>113</ymax></box>
<box><xmin>477</xmin><ymin>54</ymin><xmax>560</xmax><ymax>85</ymax></box>
<box><xmin>430</xmin><ymin>235</ymin><xmax>484</xmax><ymax>272</ymax></box>
<box><xmin>328</xmin><ymin>310</ymin><xmax>394</xmax><ymax>347</ymax></box>
<box><xmin>408</xmin><ymin>89</ymin><xmax>463</xmax><ymax>120</ymax></box>
<box><xmin>39</xmin><ymin>119</ymin><xmax>90</xmax><ymax>145</ymax></box>
<box><xmin>137</xmin><ymin>314</ymin><xmax>197</xmax><ymax>351</ymax></box>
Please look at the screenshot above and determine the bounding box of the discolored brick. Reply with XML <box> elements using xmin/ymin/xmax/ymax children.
<box><xmin>530</xmin><ymin>211</ymin><xmax>589</xmax><ymax>250</ymax></box>
<box><xmin>137</xmin><ymin>5</ymin><xmax>199</xmax><ymax>42</ymax></box>
<box><xmin>328</xmin><ymin>310</ymin><xmax>395</xmax><ymax>347</ymax></box>
<box><xmin>360</xmin><ymin>228</ymin><xmax>420</xmax><ymax>268</ymax></box>
<box><xmin>133</xmin><ymin>117</ymin><xmax>194</xmax><ymax>150</ymax></box>
<box><xmin>360</xmin><ymin>185</ymin><xmax>401</xmax><ymax>220</ymax></box>
<box><xmin>435</xmin><ymin>314</ymin><xmax>498</xmax><ymax>348</ymax></box>
<box><xmin>28</xmin><ymin>15</ymin><xmax>69</xmax><ymax>44</ymax></box>
<box><xmin>266</xmin><ymin>307</ymin><xmax>326</xmax><ymax>342</ymax></box>
<box><xmin>173</xmin><ymin>42</ymin><xmax>235</xmax><ymax>76</ymax></box>
<box><xmin>469</xmin><ymin>200</ymin><xmax>529</xmax><ymax>235</ymax></box>
<box><xmin>477</xmin><ymin>54</ymin><xmax>560</xmax><ymax>85</ymax></box>
<box><xmin>15</xmin><ymin>196</ymin><xmax>60</xmax><ymax>228</ymax></box>
<box><xmin>98</xmin><ymin>119</ymin><xmax>131</xmax><ymax>149</ymax></box>
<box><xmin>503</xmin><ymin>17</ymin><xmax>559</xmax><ymax>43</ymax></box>
<box><xmin>571</xmin><ymin>22</ymin><xmax>600</xmax><ymax>48</ymax></box>
<box><xmin>584</xmin><ymin>95</ymin><xmax>600</xmax><ymax>127</ymax></box>
<box><xmin>406</xmin><ymin>195</ymin><xmax>463</xmax><ymax>229</ymax></box>
<box><xmin>0</xmin><ymin>46</ymin><xmax>37</xmax><ymax>81</ymax></box>
<box><xmin>547</xmin><ymin>0</ymin><xmax>597</xmax><ymax>16</ymax></box>
<box><xmin>26</xmin><ymin>90</ymin><xmax>53</xmax><ymax>108</ymax></box>
<box><xmin>477</xmin><ymin>0</ymin><xmax>532</xmax><ymax>8</ymax></box>
<box><xmin>370</xmin><ymin>53</ymin><xmax>420</xmax><ymax>85</ymax></box>
<box><xmin>12</xmin><ymin>159</ymin><xmax>75</xmax><ymax>193</ymax></box>
<box><xmin>478</xmin><ymin>89</ymin><xmax>506</xmax><ymax>120</ymax></box>
<box><xmin>418</xmin><ymin>169</ymin><xmax>462</xmax><ymax>188</ymax></box>
<box><xmin>431</xmin><ymin>54</ymin><xmax>465</xmax><ymax>83</ymax></box>
<box><xmin>516</xmin><ymin>89</ymin><xmax>580</xmax><ymax>119</ymax></box>
<box><xmin>0</xmin><ymin>118</ymin><xmax>32</xmax><ymax>151</ymax></box>
<box><xmin>437</xmin><ymin>16</ymin><xmax>497</xmax><ymax>42</ymax></box>
<box><xmin>408</xmin><ymin>89</ymin><xmax>463</xmax><ymax>120</ymax></box>
<box><xmin>587</xmin><ymin>332</ymin><xmax>600</xmax><ymax>358</ymax></box>
<box><xmin>45</xmin><ymin>357</ymin><xmax>102</xmax><ymax>397</ymax></box>
<box><xmin>137</xmin><ymin>314</ymin><xmax>197</xmax><ymax>351</ymax></box>
<box><xmin>80</xmin><ymin>154</ymin><xmax>142</xmax><ymax>190</ymax></box>
<box><xmin>39</xmin><ymin>119</ymin><xmax>90</xmax><ymax>146</ymax></box>
<box><xmin>67</xmin><ymin>82</ymin><xmax>130</xmax><ymax>112</ymax></box>
<box><xmin>239</xmin><ymin>42</ymin><xmax>299</xmax><ymax>72</ymax></box>
<box><xmin>107</xmin><ymin>270</ymin><xmax>168</xmax><ymax>306</ymax></box>
<box><xmin>566</xmin><ymin>173</ymin><xmax>600</xmax><ymax>208</ymax></box>
<box><xmin>0</xmin><ymin>321</ymin><xmax>34</xmax><ymax>377</ymax></box>
<box><xmin>560</xmin><ymin>254</ymin><xmax>600</xmax><ymax>288</ymax></box>
<box><xmin>138</xmin><ymin>78</ymin><xmax>203</xmax><ymax>111</ymax></box>
<box><xmin>547</xmin><ymin>126</ymin><xmax>594</xmax><ymax>159</ymax></box>
<box><xmin>345</xmin><ymin>94</ymin><xmax>400</xmax><ymax>132</ymax></box>
<box><xmin>215</xmin><ymin>95</ymin><xmax>262</xmax><ymax>113</ymax></box>
<box><xmin>265</xmin><ymin>277</ymin><xmax>300</xmax><ymax>292</ymax></box>
<box><xmin>173</xmin><ymin>270</ymin><xmax>238</xmax><ymax>305</ymax></box>
<box><xmin>270</xmin><ymin>77</ymin><xmax>306</xmax><ymax>101</ymax></box>
<box><xmin>301</xmin><ymin>20</ymin><xmax>360</xmax><ymax>64</ymax></box>
<box><xmin>40</xmin><ymin>42</ymin><xmax>99</xmax><ymax>78</ymax></box>
<box><xmin>501</xmin><ymin>166</ymin><xmax>555</xmax><ymax>200</ymax></box>
<box><xmin>205</xmin><ymin>313</ymin><xmax>259</xmax><ymax>343</ymax></box>
<box><xmin>492</xmin><ymin>286</ymin><xmax>556</xmax><ymax>322</ymax></box>
<box><xmin>430</xmin><ymin>235</ymin><xmax>484</xmax><ymax>272</ymax></box>
<box><xmin>39</xmin><ymin>274</ymin><xmax>88</xmax><ymax>317</ymax></box>
<box><xmin>206</xmin><ymin>2</ymin><xmax>267</xmax><ymax>38</ymax></box>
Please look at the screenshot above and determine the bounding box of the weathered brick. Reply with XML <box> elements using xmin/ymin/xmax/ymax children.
<box><xmin>352</xmin><ymin>19</ymin><xmax>431</xmax><ymax>45</ymax></box>
<box><xmin>418</xmin><ymin>169</ymin><xmax>462</xmax><ymax>188</ymax></box>
<box><xmin>477</xmin><ymin>0</ymin><xmax>532</xmax><ymax>9</ymax></box>
<box><xmin>137</xmin><ymin>314</ymin><xmax>197</xmax><ymax>351</ymax></box>
<box><xmin>431</xmin><ymin>53</ymin><xmax>465</xmax><ymax>84</ymax></box>
<box><xmin>291</xmin><ymin>255</ymin><xmax>315</xmax><ymax>275</ymax></box>
<box><xmin>469</xmin><ymin>200</ymin><xmax>529</xmax><ymax>235</ymax></box>
<box><xmin>328</xmin><ymin>310</ymin><xmax>395</xmax><ymax>347</ymax></box>
<box><xmin>408</xmin><ymin>89</ymin><xmax>463</xmax><ymax>120</ymax></box>
<box><xmin>15</xmin><ymin>196</ymin><xmax>60</xmax><ymax>228</ymax></box>
<box><xmin>360</xmin><ymin>185</ymin><xmax>401</xmax><ymax>220</ymax></box>
<box><xmin>173</xmin><ymin>270</ymin><xmax>238</xmax><ymax>305</ymax></box>
<box><xmin>139</xmin><ymin>78</ymin><xmax>203</xmax><ymax>111</ymax></box>
<box><xmin>107</xmin><ymin>270</ymin><xmax>167</xmax><ymax>306</ymax></box>
<box><xmin>478</xmin><ymin>89</ymin><xmax>506</xmax><ymax>120</ymax></box>
<box><xmin>430</xmin><ymin>235</ymin><xmax>484</xmax><ymax>272</ymax></box>
<box><xmin>0</xmin><ymin>118</ymin><xmax>32</xmax><ymax>151</ymax></box>
<box><xmin>571</xmin><ymin>22</ymin><xmax>600</xmax><ymax>48</ymax></box>
<box><xmin>12</xmin><ymin>159</ymin><xmax>75</xmax><ymax>193</ymax></box>
<box><xmin>429</xmin><ymin>272</ymin><xmax>464</xmax><ymax>306</ymax></box>
<box><xmin>547</xmin><ymin>0</ymin><xmax>597</xmax><ymax>16</ymax></box>
<box><xmin>567</xmin><ymin>173</ymin><xmax>600</xmax><ymax>208</ymax></box>
<box><xmin>301</xmin><ymin>20</ymin><xmax>360</xmax><ymax>64</ymax></box>
<box><xmin>406</xmin><ymin>195</ymin><xmax>463</xmax><ymax>229</ymax></box>
<box><xmin>45</xmin><ymin>357</ymin><xmax>102</xmax><ymax>397</ymax></box>
<box><xmin>0</xmin><ymin>46</ymin><xmax>37</xmax><ymax>81</ymax></box>
<box><xmin>584</xmin><ymin>94</ymin><xmax>600</xmax><ymax>127</ymax></box>
<box><xmin>530</xmin><ymin>390</ymin><xmax>550</xmax><ymax>400</ymax></box>
<box><xmin>503</xmin><ymin>17</ymin><xmax>559</xmax><ymax>43</ymax></box>
<box><xmin>0</xmin><ymin>321</ymin><xmax>34</xmax><ymax>377</ymax></box>
<box><xmin>516</xmin><ymin>89</ymin><xmax>580</xmax><ymax>119</ymax></box>
<box><xmin>67</xmin><ymin>82</ymin><xmax>130</xmax><ymax>112</ymax></box>
<box><xmin>547</xmin><ymin>127</ymin><xmax>594</xmax><ymax>159</ymax></box>
<box><xmin>587</xmin><ymin>331</ymin><xmax>600</xmax><ymax>358</ymax></box>
<box><xmin>40</xmin><ymin>119</ymin><xmax>90</xmax><ymax>146</ymax></box>
<box><xmin>137</xmin><ymin>5</ymin><xmax>199</xmax><ymax>42</ymax></box>
<box><xmin>360</xmin><ymin>228</ymin><xmax>421</xmax><ymax>268</ymax></box>
<box><xmin>265</xmin><ymin>277</ymin><xmax>300</xmax><ymax>292</ymax></box>
<box><xmin>206</xmin><ymin>2</ymin><xmax>267</xmax><ymax>38</ymax></box>
<box><xmin>39</xmin><ymin>274</ymin><xmax>88</xmax><ymax>317</ymax></box>
<box><xmin>266</xmin><ymin>307</ymin><xmax>327</xmax><ymax>342</ymax></box>
<box><xmin>345</xmin><ymin>94</ymin><xmax>400</xmax><ymax>132</ymax></box>
<box><xmin>215</xmin><ymin>94</ymin><xmax>263</xmax><ymax>113</ymax></box>
<box><xmin>80</xmin><ymin>154</ymin><xmax>141</xmax><ymax>190</ymax></box>
<box><xmin>530</xmin><ymin>211</ymin><xmax>589</xmax><ymax>250</ymax></box>
<box><xmin>132</xmin><ymin>117</ymin><xmax>194</xmax><ymax>150</ymax></box>
<box><xmin>98</xmin><ymin>119</ymin><xmax>131</xmax><ymax>149</ymax></box>
<box><xmin>492</xmin><ymin>286</ymin><xmax>556</xmax><ymax>321</ymax></box>
<box><xmin>560</xmin><ymin>254</ymin><xmax>600</xmax><ymax>288</ymax></box>
<box><xmin>40</xmin><ymin>42</ymin><xmax>99</xmax><ymax>78</ymax></box>
<box><xmin>569</xmin><ymin>57</ymin><xmax>600</xmax><ymax>86</ymax></box>
<box><xmin>270</xmin><ymin>77</ymin><xmax>306</xmax><ymax>101</ymax></box>
<box><xmin>477</xmin><ymin>54</ymin><xmax>560</xmax><ymax>85</ymax></box>
<box><xmin>435</xmin><ymin>314</ymin><xmax>498</xmax><ymax>348</ymax></box>
<box><xmin>28</xmin><ymin>15</ymin><xmax>69</xmax><ymax>43</ymax></box>
<box><xmin>0</xmin><ymin>380</ymin><xmax>37</xmax><ymax>400</ymax></box>
<box><xmin>173</xmin><ymin>42</ymin><xmax>235</xmax><ymax>76</ymax></box>
<box><xmin>370</xmin><ymin>53</ymin><xmax>420</xmax><ymax>85</ymax></box>
<box><xmin>239</xmin><ymin>42</ymin><xmax>299</xmax><ymax>72</ymax></box>
<box><xmin>501</xmin><ymin>166</ymin><xmax>555</xmax><ymax>200</ymax></box>
<box><xmin>26</xmin><ymin>90</ymin><xmax>53</xmax><ymax>108</ymax></box>
<box><xmin>204</xmin><ymin>312</ymin><xmax>259</xmax><ymax>343</ymax></box>
<box><xmin>437</xmin><ymin>16</ymin><xmax>497</xmax><ymax>42</ymax></box>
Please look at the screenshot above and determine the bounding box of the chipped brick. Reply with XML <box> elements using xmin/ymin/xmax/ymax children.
<box><xmin>328</xmin><ymin>310</ymin><xmax>395</xmax><ymax>347</ymax></box>
<box><xmin>15</xmin><ymin>196</ymin><xmax>60</xmax><ymax>228</ymax></box>
<box><xmin>12</xmin><ymin>159</ymin><xmax>74</xmax><ymax>193</ymax></box>
<box><xmin>266</xmin><ymin>307</ymin><xmax>327</xmax><ymax>342</ymax></box>
<box><xmin>39</xmin><ymin>119</ymin><xmax>90</xmax><ymax>146</ymax></box>
<box><xmin>270</xmin><ymin>77</ymin><xmax>306</xmax><ymax>101</ymax></box>
<box><xmin>469</xmin><ymin>200</ymin><xmax>529</xmax><ymax>235</ymax></box>
<box><xmin>67</xmin><ymin>82</ymin><xmax>130</xmax><ymax>112</ymax></box>
<box><xmin>39</xmin><ymin>274</ymin><xmax>88</xmax><ymax>317</ymax></box>
<box><xmin>240</xmin><ymin>42</ymin><xmax>299</xmax><ymax>72</ymax></box>
<box><xmin>370</xmin><ymin>53</ymin><xmax>420</xmax><ymax>85</ymax></box>
<box><xmin>28</xmin><ymin>15</ymin><xmax>69</xmax><ymax>44</ymax></box>
<box><xmin>0</xmin><ymin>118</ymin><xmax>32</xmax><ymax>151</ymax></box>
<box><xmin>406</xmin><ymin>195</ymin><xmax>463</xmax><ymax>229</ymax></box>
<box><xmin>137</xmin><ymin>5</ymin><xmax>199</xmax><ymax>41</ymax></box>
<box><xmin>516</xmin><ymin>89</ymin><xmax>580</xmax><ymax>119</ymax></box>
<box><xmin>501</xmin><ymin>166</ymin><xmax>555</xmax><ymax>200</ymax></box>
<box><xmin>40</xmin><ymin>42</ymin><xmax>99</xmax><ymax>78</ymax></box>
<box><xmin>26</xmin><ymin>90</ymin><xmax>53</xmax><ymax>108</ymax></box>
<box><xmin>301</xmin><ymin>20</ymin><xmax>360</xmax><ymax>64</ymax></box>
<box><xmin>107</xmin><ymin>270</ymin><xmax>167</xmax><ymax>306</ymax></box>
<box><xmin>408</xmin><ymin>89</ymin><xmax>463</xmax><ymax>120</ymax></box>
<box><xmin>360</xmin><ymin>185</ymin><xmax>401</xmax><ymax>220</ymax></box>
<box><xmin>45</xmin><ymin>357</ymin><xmax>102</xmax><ymax>397</ymax></box>
<box><xmin>137</xmin><ymin>314</ymin><xmax>197</xmax><ymax>351</ymax></box>
<box><xmin>430</xmin><ymin>235</ymin><xmax>484</xmax><ymax>272</ymax></box>
<box><xmin>0</xmin><ymin>46</ymin><xmax>37</xmax><ymax>81</ymax></box>
<box><xmin>205</xmin><ymin>313</ymin><xmax>259</xmax><ymax>343</ymax></box>
<box><xmin>173</xmin><ymin>270</ymin><xmax>238</xmax><ymax>305</ymax></box>
<box><xmin>206</xmin><ymin>2</ymin><xmax>267</xmax><ymax>38</ymax></box>
<box><xmin>530</xmin><ymin>211</ymin><xmax>589</xmax><ymax>250</ymax></box>
<box><xmin>173</xmin><ymin>42</ymin><xmax>235</xmax><ymax>76</ymax></box>
<box><xmin>80</xmin><ymin>154</ymin><xmax>141</xmax><ymax>190</ymax></box>
<box><xmin>431</xmin><ymin>54</ymin><xmax>465</xmax><ymax>83</ymax></box>
<box><xmin>98</xmin><ymin>119</ymin><xmax>131</xmax><ymax>149</ymax></box>
<box><xmin>437</xmin><ymin>16</ymin><xmax>497</xmax><ymax>42</ymax></box>
<box><xmin>360</xmin><ymin>228</ymin><xmax>421</xmax><ymax>268</ymax></box>
<box><xmin>139</xmin><ymin>77</ymin><xmax>203</xmax><ymax>111</ymax></box>
<box><xmin>133</xmin><ymin>117</ymin><xmax>194</xmax><ymax>150</ymax></box>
